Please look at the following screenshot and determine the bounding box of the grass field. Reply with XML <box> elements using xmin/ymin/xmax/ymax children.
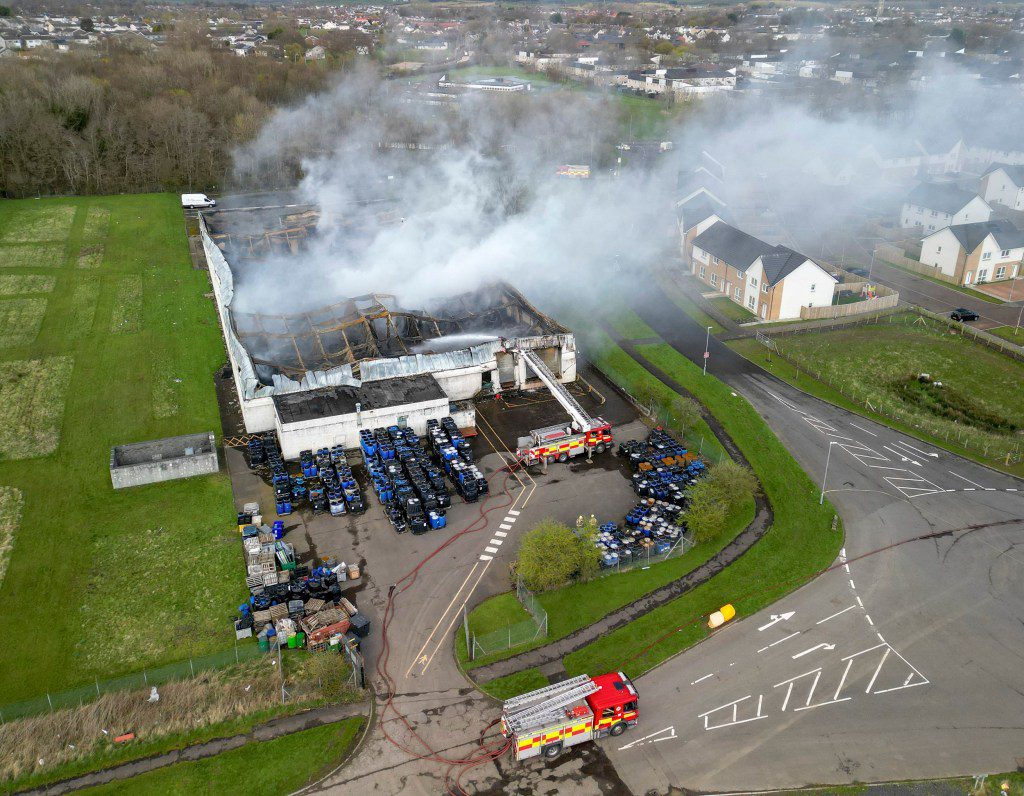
<box><xmin>0</xmin><ymin>486</ymin><xmax>22</xmax><ymax>588</ymax></box>
<box><xmin>708</xmin><ymin>295</ymin><xmax>756</xmax><ymax>324</ymax></box>
<box><xmin>78</xmin><ymin>717</ymin><xmax>364</xmax><ymax>796</ymax></box>
<box><xmin>750</xmin><ymin>313</ymin><xmax>1024</xmax><ymax>463</ymax></box>
<box><xmin>608</xmin><ymin>307</ymin><xmax>658</xmax><ymax>340</ymax></box>
<box><xmin>0</xmin><ymin>195</ymin><xmax>236</xmax><ymax>703</ymax></box>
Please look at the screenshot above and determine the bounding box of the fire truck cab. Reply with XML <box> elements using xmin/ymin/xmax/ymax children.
<box><xmin>501</xmin><ymin>672</ymin><xmax>639</xmax><ymax>761</ymax></box>
<box><xmin>515</xmin><ymin>419</ymin><xmax>613</xmax><ymax>467</ymax></box>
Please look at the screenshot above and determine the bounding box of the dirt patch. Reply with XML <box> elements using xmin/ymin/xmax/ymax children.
<box><xmin>151</xmin><ymin>356</ymin><xmax>181</xmax><ymax>419</ymax></box>
<box><xmin>76</xmin><ymin>244</ymin><xmax>104</xmax><ymax>269</ymax></box>
<box><xmin>109</xmin><ymin>277</ymin><xmax>142</xmax><ymax>334</ymax></box>
<box><xmin>82</xmin><ymin>206</ymin><xmax>111</xmax><ymax>242</ymax></box>
<box><xmin>0</xmin><ymin>356</ymin><xmax>74</xmax><ymax>459</ymax></box>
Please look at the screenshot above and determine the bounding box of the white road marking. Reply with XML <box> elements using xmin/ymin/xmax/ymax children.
<box><xmin>855</xmin><ymin>595</ymin><xmax>864</xmax><ymax>608</ymax></box>
<box><xmin>503</xmin><ymin>516</ymin><xmax>517</xmax><ymax>523</ymax></box>
<box><xmin>1008</xmin><ymin>488</ymin><xmax>1018</xmax><ymax>492</ymax></box>
<box><xmin>964</xmin><ymin>488</ymin><xmax>975</xmax><ymax>491</ymax></box>
<box><xmin>816</xmin><ymin>605</ymin><xmax>856</xmax><ymax>624</ymax></box>
<box><xmin>882</xmin><ymin>445</ymin><xmax>921</xmax><ymax>467</ymax></box>
<box><xmin>949</xmin><ymin>470</ymin><xmax>986</xmax><ymax>489</ymax></box>
<box><xmin>757</xmin><ymin>632</ymin><xmax>800</xmax><ymax>654</ymax></box>
<box><xmin>484</xmin><ymin>546</ymin><xmax>498</xmax><ymax>554</ymax></box>
<box><xmin>849</xmin><ymin>579</ymin><xmax>856</xmax><ymax>589</ymax></box>
<box><xmin>419</xmin><ymin>563</ymin><xmax>492</xmax><ymax>675</ymax></box>
<box><xmin>758</xmin><ymin>611</ymin><xmax>795</xmax><ymax>631</ymax></box>
<box><xmin>893</xmin><ymin>439</ymin><xmax>938</xmax><ymax>458</ymax></box>
<box><xmin>508</xmin><ymin>510</ymin><xmax>521</xmax><ymax>516</ymax></box>
<box><xmin>865</xmin><ymin>614</ymin><xmax>874</xmax><ymax>626</ymax></box>
<box><xmin>618</xmin><ymin>726</ymin><xmax>676</xmax><ymax>750</ymax></box>
<box><xmin>793</xmin><ymin>643</ymin><xmax>836</xmax><ymax>660</ymax></box>
<box><xmin>405</xmin><ymin>561</ymin><xmax>480</xmax><ymax>678</ymax></box>
<box><xmin>479</xmin><ymin>554</ymin><xmax>492</xmax><ymax>561</ymax></box>
<box><xmin>488</xmin><ymin>539</ymin><xmax>502</xmax><ymax>546</ymax></box>
<box><xmin>775</xmin><ymin>668</ymin><xmax>822</xmax><ymax>712</ymax></box>
<box><xmin>865</xmin><ymin>647</ymin><xmax>891</xmax><ymax>693</ymax></box>
<box><xmin>849</xmin><ymin>422</ymin><xmax>877</xmax><ymax>437</ymax></box>
<box><xmin>843</xmin><ymin>563</ymin><xmax>851</xmax><ymax>573</ymax></box>
<box><xmin>494</xmin><ymin>531</ymin><xmax>508</xmax><ymax>538</ymax></box>
<box><xmin>691</xmin><ymin>673</ymin><xmax>714</xmax><ymax>685</ymax></box>
<box><xmin>499</xmin><ymin>523</ymin><xmax>513</xmax><ymax>530</ymax></box>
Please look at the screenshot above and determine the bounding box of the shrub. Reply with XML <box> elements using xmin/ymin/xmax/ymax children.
<box><xmin>516</xmin><ymin>519</ymin><xmax>601</xmax><ymax>592</ymax></box>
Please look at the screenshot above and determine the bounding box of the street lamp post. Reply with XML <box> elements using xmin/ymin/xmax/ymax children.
<box><xmin>820</xmin><ymin>441</ymin><xmax>838</xmax><ymax>505</ymax></box>
<box><xmin>702</xmin><ymin>326</ymin><xmax>712</xmax><ymax>376</ymax></box>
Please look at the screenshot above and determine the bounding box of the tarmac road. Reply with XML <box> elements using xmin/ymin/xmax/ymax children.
<box><xmin>603</xmin><ymin>290</ymin><xmax>1024</xmax><ymax>792</ymax></box>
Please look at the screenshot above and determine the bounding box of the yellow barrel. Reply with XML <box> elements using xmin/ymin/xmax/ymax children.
<box><xmin>707</xmin><ymin>603</ymin><xmax>737</xmax><ymax>629</ymax></box>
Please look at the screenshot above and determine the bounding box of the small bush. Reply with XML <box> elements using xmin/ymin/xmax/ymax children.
<box><xmin>516</xmin><ymin>519</ymin><xmax>601</xmax><ymax>592</ymax></box>
<box><xmin>683</xmin><ymin>461</ymin><xmax>758</xmax><ymax>544</ymax></box>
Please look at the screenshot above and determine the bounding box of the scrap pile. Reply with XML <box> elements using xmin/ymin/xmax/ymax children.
<box><xmin>234</xmin><ymin>517</ymin><xmax>370</xmax><ymax>653</ymax></box>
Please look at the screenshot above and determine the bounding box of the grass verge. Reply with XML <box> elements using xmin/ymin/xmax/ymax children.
<box><xmin>608</xmin><ymin>308</ymin><xmax>657</xmax><ymax>340</ymax></box>
<box><xmin>560</xmin><ymin>341</ymin><xmax>840</xmax><ymax>679</ymax></box>
<box><xmin>655</xmin><ymin>271</ymin><xmax>725</xmax><ymax>334</ymax></box>
<box><xmin>478</xmin><ymin>668</ymin><xmax>550</xmax><ymax>701</ymax></box>
<box><xmin>77</xmin><ymin>716</ymin><xmax>365</xmax><ymax>796</ymax></box>
<box><xmin>986</xmin><ymin>324</ymin><xmax>1024</xmax><ymax>346</ymax></box>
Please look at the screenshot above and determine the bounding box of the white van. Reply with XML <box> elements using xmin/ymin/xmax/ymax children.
<box><xmin>181</xmin><ymin>193</ymin><xmax>217</xmax><ymax>209</ymax></box>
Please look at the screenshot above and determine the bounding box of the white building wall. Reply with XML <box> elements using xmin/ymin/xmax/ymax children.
<box><xmin>901</xmin><ymin>202</ymin><xmax>952</xmax><ymax>231</ymax></box>
<box><xmin>742</xmin><ymin>261</ymin><xmax>764</xmax><ymax>314</ymax></box>
<box><xmin>776</xmin><ymin>261</ymin><xmax>838</xmax><ymax>320</ymax></box>
<box><xmin>275</xmin><ymin>396</ymin><xmax>450</xmax><ymax>459</ymax></box>
<box><xmin>980</xmin><ymin>169</ymin><xmax>1020</xmax><ymax>208</ymax></box>
<box><xmin>952</xmin><ymin>196</ymin><xmax>992</xmax><ymax>225</ymax></box>
<box><xmin>920</xmin><ymin>228</ymin><xmax>961</xmax><ymax>277</ymax></box>
<box><xmin>974</xmin><ymin>237</ymin><xmax>1023</xmax><ymax>283</ymax></box>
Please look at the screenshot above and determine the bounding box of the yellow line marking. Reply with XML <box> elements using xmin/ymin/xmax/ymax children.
<box><xmin>404</xmin><ymin>560</ymin><xmax>479</xmax><ymax>678</ymax></box>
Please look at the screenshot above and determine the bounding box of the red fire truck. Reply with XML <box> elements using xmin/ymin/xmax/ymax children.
<box><xmin>507</xmin><ymin>346</ymin><xmax>614</xmax><ymax>467</ymax></box>
<box><xmin>501</xmin><ymin>673</ymin><xmax>639</xmax><ymax>761</ymax></box>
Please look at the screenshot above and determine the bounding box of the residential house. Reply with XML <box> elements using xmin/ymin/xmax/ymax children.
<box><xmin>979</xmin><ymin>164</ymin><xmax>1024</xmax><ymax>212</ymax></box>
<box><xmin>900</xmin><ymin>183</ymin><xmax>992</xmax><ymax>231</ymax></box>
<box><xmin>304</xmin><ymin>45</ymin><xmax>326</xmax><ymax>61</ymax></box>
<box><xmin>687</xmin><ymin>221</ymin><xmax>838</xmax><ymax>320</ymax></box>
<box><xmin>920</xmin><ymin>220</ymin><xmax>1024</xmax><ymax>286</ymax></box>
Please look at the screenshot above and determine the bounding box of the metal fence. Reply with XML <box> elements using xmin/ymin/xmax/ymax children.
<box><xmin>594</xmin><ymin>531</ymin><xmax>694</xmax><ymax>576</ymax></box>
<box><xmin>758</xmin><ymin>309</ymin><xmax>1023</xmax><ymax>466</ymax></box>
<box><xmin>468</xmin><ymin>577</ymin><xmax>548</xmax><ymax>661</ymax></box>
<box><xmin>0</xmin><ymin>643</ymin><xmax>264</xmax><ymax>723</ymax></box>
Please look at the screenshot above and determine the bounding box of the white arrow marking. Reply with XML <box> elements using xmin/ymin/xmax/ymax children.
<box><xmin>792</xmin><ymin>642</ymin><xmax>836</xmax><ymax>659</ymax></box>
<box><xmin>691</xmin><ymin>673</ymin><xmax>714</xmax><ymax>685</ymax></box>
<box><xmin>618</xmin><ymin>725</ymin><xmax>676</xmax><ymax>750</ymax></box>
<box><xmin>894</xmin><ymin>439</ymin><xmax>938</xmax><ymax>458</ymax></box>
<box><xmin>758</xmin><ymin>611</ymin><xmax>796</xmax><ymax>632</ymax></box>
<box><xmin>882</xmin><ymin>445</ymin><xmax>921</xmax><ymax>466</ymax></box>
<box><xmin>757</xmin><ymin>631</ymin><xmax>800</xmax><ymax>653</ymax></box>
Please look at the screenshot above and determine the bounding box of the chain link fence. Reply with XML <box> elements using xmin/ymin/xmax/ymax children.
<box><xmin>0</xmin><ymin>643</ymin><xmax>264</xmax><ymax>723</ymax></box>
<box><xmin>468</xmin><ymin>577</ymin><xmax>548</xmax><ymax>660</ymax></box>
<box><xmin>593</xmin><ymin>531</ymin><xmax>694</xmax><ymax>576</ymax></box>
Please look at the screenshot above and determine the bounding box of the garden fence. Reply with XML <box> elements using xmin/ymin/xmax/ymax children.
<box><xmin>468</xmin><ymin>577</ymin><xmax>548</xmax><ymax>661</ymax></box>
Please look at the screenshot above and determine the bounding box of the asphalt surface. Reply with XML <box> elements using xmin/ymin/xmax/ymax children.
<box><xmin>598</xmin><ymin>290</ymin><xmax>1024</xmax><ymax>792</ymax></box>
<box><xmin>868</xmin><ymin>259</ymin><xmax>1024</xmax><ymax>331</ymax></box>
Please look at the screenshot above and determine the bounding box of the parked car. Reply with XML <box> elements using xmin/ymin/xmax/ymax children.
<box><xmin>950</xmin><ymin>307</ymin><xmax>979</xmax><ymax>322</ymax></box>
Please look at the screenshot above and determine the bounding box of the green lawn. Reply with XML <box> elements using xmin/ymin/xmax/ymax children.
<box><xmin>76</xmin><ymin>717</ymin><xmax>365</xmax><ymax>796</ymax></box>
<box><xmin>747</xmin><ymin>313</ymin><xmax>1024</xmax><ymax>468</ymax></box>
<box><xmin>708</xmin><ymin>295</ymin><xmax>756</xmax><ymax>324</ymax></box>
<box><xmin>608</xmin><ymin>308</ymin><xmax>658</xmax><ymax>340</ymax></box>
<box><xmin>986</xmin><ymin>325</ymin><xmax>1024</xmax><ymax>347</ymax></box>
<box><xmin>561</xmin><ymin>341</ymin><xmax>840</xmax><ymax>680</ymax></box>
<box><xmin>0</xmin><ymin>195</ymin><xmax>237</xmax><ymax>702</ymax></box>
<box><xmin>656</xmin><ymin>271</ymin><xmax>725</xmax><ymax>334</ymax></box>
<box><xmin>479</xmin><ymin>668</ymin><xmax>549</xmax><ymax>701</ymax></box>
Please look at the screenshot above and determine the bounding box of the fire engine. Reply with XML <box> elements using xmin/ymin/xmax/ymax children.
<box><xmin>507</xmin><ymin>346</ymin><xmax>614</xmax><ymax>467</ymax></box>
<box><xmin>501</xmin><ymin>673</ymin><xmax>639</xmax><ymax>761</ymax></box>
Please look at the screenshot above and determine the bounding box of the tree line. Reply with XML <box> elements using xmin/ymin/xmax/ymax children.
<box><xmin>0</xmin><ymin>28</ymin><xmax>334</xmax><ymax>198</ymax></box>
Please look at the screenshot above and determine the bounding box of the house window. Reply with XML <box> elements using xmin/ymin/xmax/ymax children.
<box><xmin>750</xmin><ymin>277</ymin><xmax>758</xmax><ymax>289</ymax></box>
<box><xmin>699</xmin><ymin>265</ymin><xmax>706</xmax><ymax>279</ymax></box>
<box><xmin>979</xmin><ymin>268</ymin><xmax>988</xmax><ymax>280</ymax></box>
<box><xmin>996</xmin><ymin>266</ymin><xmax>1006</xmax><ymax>279</ymax></box>
<box><xmin>937</xmin><ymin>246</ymin><xmax>942</xmax><ymax>252</ymax></box>
<box><xmin>734</xmin><ymin>286</ymin><xmax>741</xmax><ymax>300</ymax></box>
<box><xmin>1001</xmin><ymin>249</ymin><xmax>1011</xmax><ymax>257</ymax></box>
<box><xmin>747</xmin><ymin>295</ymin><xmax>756</xmax><ymax>310</ymax></box>
<box><xmin>737</xmin><ymin>271</ymin><xmax>745</xmax><ymax>279</ymax></box>
<box><xmin>762</xmin><ymin>283</ymin><xmax>769</xmax><ymax>294</ymax></box>
<box><xmin>931</xmin><ymin>210</ymin><xmax>937</xmax><ymax>217</ymax></box>
<box><xmin>710</xmin><ymin>273</ymin><xmax>719</xmax><ymax>287</ymax></box>
<box><xmin>810</xmin><ymin>283</ymin><xmax>816</xmax><ymax>292</ymax></box>
<box><xmin>928</xmin><ymin>225</ymin><xmax>935</xmax><ymax>231</ymax></box>
<box><xmin>982</xmin><ymin>252</ymin><xmax>992</xmax><ymax>260</ymax></box>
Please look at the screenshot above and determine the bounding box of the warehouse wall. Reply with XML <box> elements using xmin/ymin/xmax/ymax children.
<box><xmin>274</xmin><ymin>396</ymin><xmax>451</xmax><ymax>459</ymax></box>
<box><xmin>110</xmin><ymin>433</ymin><xmax>219</xmax><ymax>489</ymax></box>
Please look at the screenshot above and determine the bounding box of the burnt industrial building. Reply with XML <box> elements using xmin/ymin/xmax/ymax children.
<box><xmin>200</xmin><ymin>202</ymin><xmax>578</xmax><ymax>457</ymax></box>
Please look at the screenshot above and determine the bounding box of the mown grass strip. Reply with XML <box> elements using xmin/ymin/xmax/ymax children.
<box><xmin>74</xmin><ymin>716</ymin><xmax>366</xmax><ymax>796</ymax></box>
<box><xmin>561</xmin><ymin>341</ymin><xmax>840</xmax><ymax>679</ymax></box>
<box><xmin>0</xmin><ymin>487</ymin><xmax>23</xmax><ymax>589</ymax></box>
<box><xmin>0</xmin><ymin>275</ymin><xmax>56</xmax><ymax>295</ymax></box>
<box><xmin>0</xmin><ymin>356</ymin><xmax>74</xmax><ymax>460</ymax></box>
<box><xmin>0</xmin><ymin>297</ymin><xmax>47</xmax><ymax>348</ymax></box>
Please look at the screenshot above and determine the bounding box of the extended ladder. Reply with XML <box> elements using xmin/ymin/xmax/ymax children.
<box><xmin>502</xmin><ymin>674</ymin><xmax>598</xmax><ymax>734</ymax></box>
<box><xmin>519</xmin><ymin>349</ymin><xmax>594</xmax><ymax>432</ymax></box>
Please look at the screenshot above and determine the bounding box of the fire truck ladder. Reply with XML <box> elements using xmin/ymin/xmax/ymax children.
<box><xmin>502</xmin><ymin>674</ymin><xmax>599</xmax><ymax>734</ymax></box>
<box><xmin>518</xmin><ymin>348</ymin><xmax>594</xmax><ymax>432</ymax></box>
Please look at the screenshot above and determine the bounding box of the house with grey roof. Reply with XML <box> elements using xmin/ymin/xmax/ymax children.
<box><xmin>980</xmin><ymin>164</ymin><xmax>1024</xmax><ymax>213</ymax></box>
<box><xmin>920</xmin><ymin>219</ymin><xmax>1024</xmax><ymax>286</ymax></box>
<box><xmin>900</xmin><ymin>182</ymin><xmax>992</xmax><ymax>231</ymax></box>
<box><xmin>688</xmin><ymin>221</ymin><xmax>838</xmax><ymax>320</ymax></box>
